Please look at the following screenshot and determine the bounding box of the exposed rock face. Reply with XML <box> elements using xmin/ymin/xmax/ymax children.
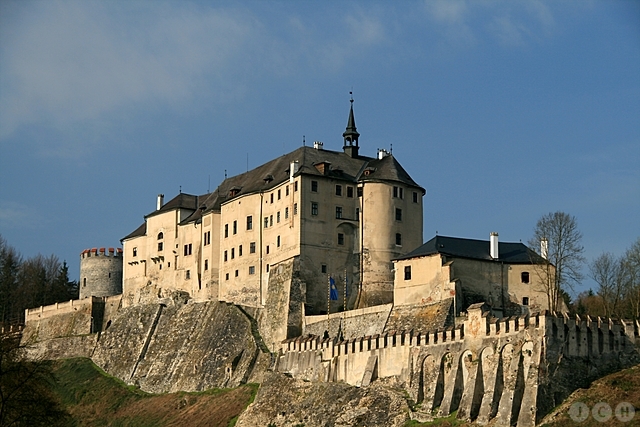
<box><xmin>95</xmin><ymin>300</ymin><xmax>259</xmax><ymax>393</ymax></box>
<box><xmin>236</xmin><ymin>372</ymin><xmax>410</xmax><ymax>427</ymax></box>
<box><xmin>25</xmin><ymin>299</ymin><xmax>262</xmax><ymax>394</ymax></box>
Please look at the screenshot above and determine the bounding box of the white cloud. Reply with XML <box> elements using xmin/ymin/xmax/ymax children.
<box><xmin>0</xmin><ymin>200</ymin><xmax>42</xmax><ymax>229</ymax></box>
<box><xmin>0</xmin><ymin>2</ymin><xmax>259</xmax><ymax>142</ymax></box>
<box><xmin>0</xmin><ymin>2</ymin><xmax>390</xmax><ymax>151</ymax></box>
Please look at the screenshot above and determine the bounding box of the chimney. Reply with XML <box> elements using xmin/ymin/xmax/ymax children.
<box><xmin>541</xmin><ymin>238</ymin><xmax>549</xmax><ymax>260</ymax></box>
<box><xmin>313</xmin><ymin>141</ymin><xmax>324</xmax><ymax>150</ymax></box>
<box><xmin>490</xmin><ymin>232</ymin><xmax>499</xmax><ymax>259</ymax></box>
<box><xmin>157</xmin><ymin>194</ymin><xmax>164</xmax><ymax>211</ymax></box>
<box><xmin>289</xmin><ymin>161</ymin><xmax>299</xmax><ymax>183</ymax></box>
<box><xmin>377</xmin><ymin>149</ymin><xmax>390</xmax><ymax>159</ymax></box>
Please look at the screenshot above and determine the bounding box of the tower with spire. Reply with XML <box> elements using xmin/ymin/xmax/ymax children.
<box><xmin>342</xmin><ymin>93</ymin><xmax>360</xmax><ymax>158</ymax></box>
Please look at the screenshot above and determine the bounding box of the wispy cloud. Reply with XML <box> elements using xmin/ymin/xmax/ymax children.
<box><xmin>0</xmin><ymin>2</ymin><xmax>389</xmax><ymax>154</ymax></box>
<box><xmin>423</xmin><ymin>0</ymin><xmax>557</xmax><ymax>48</ymax></box>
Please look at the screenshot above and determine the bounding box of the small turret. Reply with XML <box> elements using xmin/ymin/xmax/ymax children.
<box><xmin>343</xmin><ymin>93</ymin><xmax>360</xmax><ymax>158</ymax></box>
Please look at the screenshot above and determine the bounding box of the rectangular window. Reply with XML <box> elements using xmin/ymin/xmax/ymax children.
<box><xmin>393</xmin><ymin>186</ymin><xmax>404</xmax><ymax>199</ymax></box>
<box><xmin>224</xmin><ymin>250</ymin><xmax>228</xmax><ymax>262</ymax></box>
<box><xmin>233</xmin><ymin>220</ymin><xmax>237</xmax><ymax>235</ymax></box>
<box><xmin>266</xmin><ymin>264</ymin><xmax>270</xmax><ymax>273</ymax></box>
<box><xmin>277</xmin><ymin>236</ymin><xmax>281</xmax><ymax>247</ymax></box>
<box><xmin>270</xmin><ymin>193</ymin><xmax>274</xmax><ymax>203</ymax></box>
<box><xmin>294</xmin><ymin>203</ymin><xmax>298</xmax><ymax>215</ymax></box>
<box><xmin>338</xmin><ymin>233</ymin><xmax>344</xmax><ymax>245</ymax></box>
<box><xmin>249</xmin><ymin>266</ymin><xmax>255</xmax><ymax>275</ymax></box>
<box><xmin>224</xmin><ymin>224</ymin><xmax>229</xmax><ymax>238</ymax></box>
<box><xmin>336</xmin><ymin>206</ymin><xmax>342</xmax><ymax>219</ymax></box>
<box><xmin>278</xmin><ymin>189</ymin><xmax>281</xmax><ymax>200</ymax></box>
<box><xmin>250</xmin><ymin>242</ymin><xmax>256</xmax><ymax>253</ymax></box>
<box><xmin>396</xmin><ymin>208</ymin><xmax>402</xmax><ymax>221</ymax></box>
<box><xmin>523</xmin><ymin>297</ymin><xmax>529</xmax><ymax>306</ymax></box>
<box><xmin>294</xmin><ymin>181</ymin><xmax>298</xmax><ymax>192</ymax></box>
<box><xmin>184</xmin><ymin>244</ymin><xmax>192</xmax><ymax>256</ymax></box>
<box><xmin>521</xmin><ymin>272</ymin><xmax>530</xmax><ymax>284</ymax></box>
<box><xmin>235</xmin><ymin>269</ymin><xmax>239</xmax><ymax>277</ymax></box>
<box><xmin>404</xmin><ymin>265</ymin><xmax>411</xmax><ymax>280</ymax></box>
<box><xmin>231</xmin><ymin>248</ymin><xmax>235</xmax><ymax>259</ymax></box>
<box><xmin>286</xmin><ymin>185</ymin><xmax>289</xmax><ymax>196</ymax></box>
<box><xmin>158</xmin><ymin>242</ymin><xmax>163</xmax><ymax>251</ymax></box>
<box><xmin>396</xmin><ymin>233</ymin><xmax>402</xmax><ymax>246</ymax></box>
<box><xmin>357</xmin><ymin>187</ymin><xmax>363</xmax><ymax>197</ymax></box>
<box><xmin>225</xmin><ymin>273</ymin><xmax>229</xmax><ymax>280</ymax></box>
<box><xmin>266</xmin><ymin>245</ymin><xmax>270</xmax><ymax>254</ymax></box>
<box><xmin>413</xmin><ymin>192</ymin><xmax>419</xmax><ymax>203</ymax></box>
<box><xmin>311</xmin><ymin>180</ymin><xmax>318</xmax><ymax>192</ymax></box>
<box><xmin>247</xmin><ymin>216</ymin><xmax>253</xmax><ymax>230</ymax></box>
<box><xmin>335</xmin><ymin>185</ymin><xmax>342</xmax><ymax>196</ymax></box>
<box><xmin>133</xmin><ymin>247</ymin><xmax>137</xmax><ymax>257</ymax></box>
<box><xmin>285</xmin><ymin>207</ymin><xmax>289</xmax><ymax>219</ymax></box>
<box><xmin>270</xmin><ymin>215</ymin><xmax>273</xmax><ymax>227</ymax></box>
<box><xmin>321</xmin><ymin>264</ymin><xmax>327</xmax><ymax>274</ymax></box>
<box><xmin>347</xmin><ymin>186</ymin><xmax>354</xmax><ymax>198</ymax></box>
<box><xmin>239</xmin><ymin>245</ymin><xmax>243</xmax><ymax>256</ymax></box>
<box><xmin>311</xmin><ymin>202</ymin><xmax>318</xmax><ymax>216</ymax></box>
<box><xmin>204</xmin><ymin>231</ymin><xmax>211</xmax><ymax>246</ymax></box>
<box><xmin>186</xmin><ymin>270</ymin><xmax>191</xmax><ymax>280</ymax></box>
<box><xmin>264</xmin><ymin>217</ymin><xmax>269</xmax><ymax>228</ymax></box>
<box><xmin>277</xmin><ymin>211</ymin><xmax>281</xmax><ymax>223</ymax></box>
<box><xmin>204</xmin><ymin>259</ymin><xmax>208</xmax><ymax>271</ymax></box>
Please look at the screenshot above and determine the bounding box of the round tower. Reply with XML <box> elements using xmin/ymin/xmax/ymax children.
<box><xmin>79</xmin><ymin>247</ymin><xmax>123</xmax><ymax>299</ymax></box>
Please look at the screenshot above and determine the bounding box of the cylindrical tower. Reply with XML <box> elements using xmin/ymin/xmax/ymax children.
<box><xmin>79</xmin><ymin>247</ymin><xmax>123</xmax><ymax>299</ymax></box>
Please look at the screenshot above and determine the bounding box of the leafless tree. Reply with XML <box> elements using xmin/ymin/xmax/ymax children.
<box><xmin>529</xmin><ymin>211</ymin><xmax>585</xmax><ymax>313</ymax></box>
<box><xmin>589</xmin><ymin>252</ymin><xmax>625</xmax><ymax>318</ymax></box>
<box><xmin>622</xmin><ymin>238</ymin><xmax>640</xmax><ymax>319</ymax></box>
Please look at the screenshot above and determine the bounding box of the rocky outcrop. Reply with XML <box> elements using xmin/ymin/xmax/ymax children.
<box><xmin>236</xmin><ymin>372</ymin><xmax>410</xmax><ymax>427</ymax></box>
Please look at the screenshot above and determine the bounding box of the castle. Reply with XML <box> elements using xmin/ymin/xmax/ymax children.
<box><xmin>20</xmin><ymin>99</ymin><xmax>638</xmax><ymax>426</ymax></box>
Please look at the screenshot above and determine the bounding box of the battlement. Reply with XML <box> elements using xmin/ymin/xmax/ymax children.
<box><xmin>81</xmin><ymin>247</ymin><xmax>123</xmax><ymax>258</ymax></box>
<box><xmin>25</xmin><ymin>296</ymin><xmax>107</xmax><ymax>323</ymax></box>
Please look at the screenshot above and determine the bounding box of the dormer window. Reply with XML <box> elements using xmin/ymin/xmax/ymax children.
<box><xmin>229</xmin><ymin>187</ymin><xmax>241</xmax><ymax>197</ymax></box>
<box><xmin>263</xmin><ymin>174</ymin><xmax>274</xmax><ymax>183</ymax></box>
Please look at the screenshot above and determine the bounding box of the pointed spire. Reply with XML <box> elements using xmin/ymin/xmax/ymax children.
<box><xmin>343</xmin><ymin>92</ymin><xmax>360</xmax><ymax>157</ymax></box>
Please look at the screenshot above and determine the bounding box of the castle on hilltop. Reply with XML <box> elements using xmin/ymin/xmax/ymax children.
<box><xmin>21</xmin><ymin>99</ymin><xmax>640</xmax><ymax>427</ymax></box>
<box><xmin>116</xmin><ymin>98</ymin><xmax>554</xmax><ymax>336</ymax></box>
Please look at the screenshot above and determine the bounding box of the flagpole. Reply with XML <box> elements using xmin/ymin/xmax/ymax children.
<box><xmin>327</xmin><ymin>273</ymin><xmax>330</xmax><ymax>337</ymax></box>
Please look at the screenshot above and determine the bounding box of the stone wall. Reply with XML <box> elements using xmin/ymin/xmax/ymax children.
<box><xmin>22</xmin><ymin>299</ymin><xmax>94</xmax><ymax>342</ymax></box>
<box><xmin>304</xmin><ymin>304</ymin><xmax>393</xmax><ymax>340</ymax></box>
<box><xmin>278</xmin><ymin>308</ymin><xmax>640</xmax><ymax>426</ymax></box>
<box><xmin>79</xmin><ymin>247</ymin><xmax>123</xmax><ymax>299</ymax></box>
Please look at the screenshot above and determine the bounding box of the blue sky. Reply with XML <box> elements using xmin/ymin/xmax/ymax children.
<box><xmin>1</xmin><ymin>0</ymin><xmax>639</xmax><ymax>296</ymax></box>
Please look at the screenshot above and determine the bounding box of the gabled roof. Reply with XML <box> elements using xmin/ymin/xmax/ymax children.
<box><xmin>395</xmin><ymin>235</ymin><xmax>544</xmax><ymax>264</ymax></box>
<box><xmin>195</xmin><ymin>146</ymin><xmax>424</xmax><ymax>213</ymax></box>
<box><xmin>145</xmin><ymin>193</ymin><xmax>199</xmax><ymax>219</ymax></box>
<box><xmin>121</xmin><ymin>222</ymin><xmax>146</xmax><ymax>242</ymax></box>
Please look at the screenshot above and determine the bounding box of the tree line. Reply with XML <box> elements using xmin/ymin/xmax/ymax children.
<box><xmin>527</xmin><ymin>211</ymin><xmax>640</xmax><ymax>320</ymax></box>
<box><xmin>0</xmin><ymin>235</ymin><xmax>78</xmax><ymax>325</ymax></box>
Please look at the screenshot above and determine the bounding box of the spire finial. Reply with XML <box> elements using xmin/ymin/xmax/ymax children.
<box><xmin>342</xmin><ymin>92</ymin><xmax>360</xmax><ymax>157</ymax></box>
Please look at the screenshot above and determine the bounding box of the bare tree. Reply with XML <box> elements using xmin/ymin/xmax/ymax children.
<box><xmin>622</xmin><ymin>238</ymin><xmax>640</xmax><ymax>319</ymax></box>
<box><xmin>529</xmin><ymin>211</ymin><xmax>585</xmax><ymax>313</ymax></box>
<box><xmin>589</xmin><ymin>252</ymin><xmax>624</xmax><ymax>318</ymax></box>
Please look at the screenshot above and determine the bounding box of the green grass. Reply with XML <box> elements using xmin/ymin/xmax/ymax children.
<box><xmin>45</xmin><ymin>357</ymin><xmax>259</xmax><ymax>427</ymax></box>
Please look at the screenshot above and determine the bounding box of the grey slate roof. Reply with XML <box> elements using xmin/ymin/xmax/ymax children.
<box><xmin>122</xmin><ymin>146</ymin><xmax>423</xmax><ymax>239</ymax></box>
<box><xmin>395</xmin><ymin>235</ymin><xmax>544</xmax><ymax>264</ymax></box>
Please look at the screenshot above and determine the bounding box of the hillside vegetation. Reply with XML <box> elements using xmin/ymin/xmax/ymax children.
<box><xmin>40</xmin><ymin>358</ymin><xmax>640</xmax><ymax>427</ymax></box>
<box><xmin>47</xmin><ymin>358</ymin><xmax>258</xmax><ymax>427</ymax></box>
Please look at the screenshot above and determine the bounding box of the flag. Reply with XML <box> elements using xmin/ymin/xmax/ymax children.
<box><xmin>330</xmin><ymin>277</ymin><xmax>338</xmax><ymax>300</ymax></box>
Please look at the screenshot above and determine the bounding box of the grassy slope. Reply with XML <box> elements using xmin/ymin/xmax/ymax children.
<box><xmin>47</xmin><ymin>358</ymin><xmax>258</xmax><ymax>427</ymax></box>
<box><xmin>48</xmin><ymin>358</ymin><xmax>640</xmax><ymax>427</ymax></box>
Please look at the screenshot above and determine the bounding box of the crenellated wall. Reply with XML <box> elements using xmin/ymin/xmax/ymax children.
<box><xmin>277</xmin><ymin>305</ymin><xmax>640</xmax><ymax>426</ymax></box>
<box><xmin>80</xmin><ymin>247</ymin><xmax>123</xmax><ymax>299</ymax></box>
